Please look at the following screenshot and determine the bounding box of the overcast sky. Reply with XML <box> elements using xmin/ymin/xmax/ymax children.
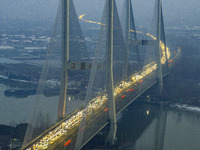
<box><xmin>0</xmin><ymin>0</ymin><xmax>199</xmax><ymax>27</ymax></box>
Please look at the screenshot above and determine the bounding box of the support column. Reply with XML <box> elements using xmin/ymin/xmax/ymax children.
<box><xmin>123</xmin><ymin>0</ymin><xmax>131</xmax><ymax>79</ymax></box>
<box><xmin>161</xmin><ymin>6</ymin><xmax>169</xmax><ymax>72</ymax></box>
<box><xmin>57</xmin><ymin>0</ymin><xmax>69</xmax><ymax>121</ymax></box>
<box><xmin>105</xmin><ymin>0</ymin><xmax>117</xmax><ymax>146</ymax></box>
<box><xmin>130</xmin><ymin>0</ymin><xmax>141</xmax><ymax>67</ymax></box>
<box><xmin>155</xmin><ymin>0</ymin><xmax>163</xmax><ymax>93</ymax></box>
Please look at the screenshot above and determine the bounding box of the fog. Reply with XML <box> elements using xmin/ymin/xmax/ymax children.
<box><xmin>0</xmin><ymin>0</ymin><xmax>199</xmax><ymax>27</ymax></box>
<box><xmin>0</xmin><ymin>1</ymin><xmax>200</xmax><ymax>149</ymax></box>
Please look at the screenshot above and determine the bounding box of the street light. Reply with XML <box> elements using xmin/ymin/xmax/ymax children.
<box><xmin>10</xmin><ymin>138</ymin><xmax>16</xmax><ymax>150</ymax></box>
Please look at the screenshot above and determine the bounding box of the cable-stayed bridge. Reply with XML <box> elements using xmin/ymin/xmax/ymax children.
<box><xmin>21</xmin><ymin>0</ymin><xmax>180</xmax><ymax>149</ymax></box>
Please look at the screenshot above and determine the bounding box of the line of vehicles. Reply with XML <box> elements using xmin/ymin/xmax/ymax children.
<box><xmin>24</xmin><ymin>16</ymin><xmax>181</xmax><ymax>150</ymax></box>
<box><xmin>25</xmin><ymin>48</ymin><xmax>180</xmax><ymax>150</ymax></box>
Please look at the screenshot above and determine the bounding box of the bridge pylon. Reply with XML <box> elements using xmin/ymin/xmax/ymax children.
<box><xmin>155</xmin><ymin>0</ymin><xmax>163</xmax><ymax>93</ymax></box>
<box><xmin>105</xmin><ymin>0</ymin><xmax>117</xmax><ymax>146</ymax></box>
<box><xmin>123</xmin><ymin>0</ymin><xmax>141</xmax><ymax>79</ymax></box>
<box><xmin>57</xmin><ymin>0</ymin><xmax>70</xmax><ymax>121</ymax></box>
<box><xmin>161</xmin><ymin>5</ymin><xmax>169</xmax><ymax>73</ymax></box>
<box><xmin>122</xmin><ymin>0</ymin><xmax>131</xmax><ymax>79</ymax></box>
<box><xmin>129</xmin><ymin>0</ymin><xmax>141</xmax><ymax>68</ymax></box>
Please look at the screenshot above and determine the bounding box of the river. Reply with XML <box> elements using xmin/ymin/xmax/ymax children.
<box><xmin>116</xmin><ymin>102</ymin><xmax>200</xmax><ymax>150</ymax></box>
<box><xmin>0</xmin><ymin>82</ymin><xmax>84</xmax><ymax>126</ymax></box>
<box><xmin>1</xmin><ymin>81</ymin><xmax>200</xmax><ymax>150</ymax></box>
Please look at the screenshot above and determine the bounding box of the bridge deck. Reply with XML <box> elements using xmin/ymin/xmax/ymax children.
<box><xmin>22</xmin><ymin>72</ymin><xmax>160</xmax><ymax>150</ymax></box>
<box><xmin>21</xmin><ymin>50</ymin><xmax>180</xmax><ymax>150</ymax></box>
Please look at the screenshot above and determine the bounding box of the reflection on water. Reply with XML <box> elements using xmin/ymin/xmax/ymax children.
<box><xmin>0</xmin><ymin>83</ymin><xmax>84</xmax><ymax>126</ymax></box>
<box><xmin>117</xmin><ymin>102</ymin><xmax>200</xmax><ymax>150</ymax></box>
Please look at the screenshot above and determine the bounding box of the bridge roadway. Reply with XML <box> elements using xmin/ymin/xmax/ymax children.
<box><xmin>48</xmin><ymin>72</ymin><xmax>162</xmax><ymax>150</ymax></box>
<box><xmin>21</xmin><ymin>48</ymin><xmax>180</xmax><ymax>150</ymax></box>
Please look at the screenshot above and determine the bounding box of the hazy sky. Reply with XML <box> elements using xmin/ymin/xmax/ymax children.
<box><xmin>0</xmin><ymin>0</ymin><xmax>199</xmax><ymax>27</ymax></box>
<box><xmin>0</xmin><ymin>0</ymin><xmax>59</xmax><ymax>21</ymax></box>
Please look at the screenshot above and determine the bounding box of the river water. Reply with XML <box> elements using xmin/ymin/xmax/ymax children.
<box><xmin>1</xmin><ymin>82</ymin><xmax>200</xmax><ymax>150</ymax></box>
<box><xmin>0</xmin><ymin>82</ymin><xmax>84</xmax><ymax>126</ymax></box>
<box><xmin>116</xmin><ymin>102</ymin><xmax>200</xmax><ymax>150</ymax></box>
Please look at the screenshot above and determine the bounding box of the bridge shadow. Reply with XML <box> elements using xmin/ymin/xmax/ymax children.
<box><xmin>83</xmin><ymin>101</ymin><xmax>161</xmax><ymax>150</ymax></box>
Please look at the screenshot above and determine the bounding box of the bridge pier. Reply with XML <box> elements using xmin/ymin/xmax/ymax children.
<box><xmin>57</xmin><ymin>0</ymin><xmax>70</xmax><ymax>121</ymax></box>
<box><xmin>105</xmin><ymin>0</ymin><xmax>117</xmax><ymax>146</ymax></box>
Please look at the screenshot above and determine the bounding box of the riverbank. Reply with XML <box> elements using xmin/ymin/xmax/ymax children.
<box><xmin>0</xmin><ymin>123</ymin><xmax>27</xmax><ymax>149</ymax></box>
<box><xmin>138</xmin><ymin>56</ymin><xmax>200</xmax><ymax>108</ymax></box>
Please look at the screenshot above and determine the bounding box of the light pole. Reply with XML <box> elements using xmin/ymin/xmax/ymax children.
<box><xmin>10</xmin><ymin>138</ymin><xmax>16</xmax><ymax>150</ymax></box>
